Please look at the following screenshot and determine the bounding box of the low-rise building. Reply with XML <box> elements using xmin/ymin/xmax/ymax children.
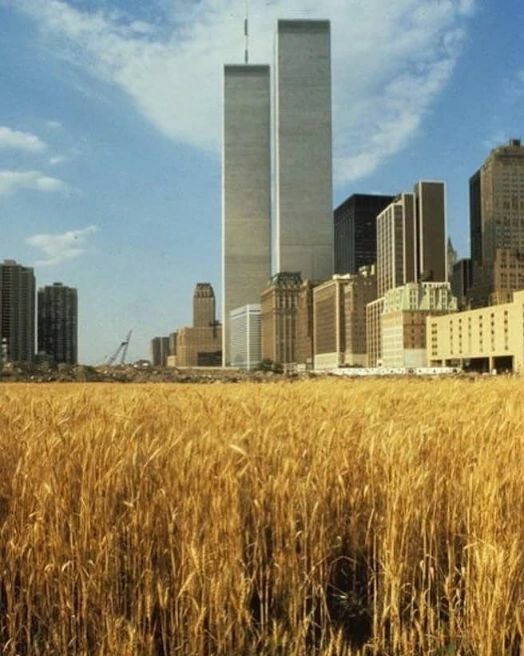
<box><xmin>427</xmin><ymin>289</ymin><xmax>524</xmax><ymax>373</ymax></box>
<box><xmin>175</xmin><ymin>324</ymin><xmax>222</xmax><ymax>367</ymax></box>
<box><xmin>230</xmin><ymin>304</ymin><xmax>261</xmax><ymax>370</ymax></box>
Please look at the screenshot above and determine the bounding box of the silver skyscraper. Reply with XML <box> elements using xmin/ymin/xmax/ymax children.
<box><xmin>274</xmin><ymin>20</ymin><xmax>334</xmax><ymax>280</ymax></box>
<box><xmin>222</xmin><ymin>65</ymin><xmax>271</xmax><ymax>366</ymax></box>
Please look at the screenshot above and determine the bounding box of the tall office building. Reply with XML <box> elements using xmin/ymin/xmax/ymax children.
<box><xmin>172</xmin><ymin>283</ymin><xmax>222</xmax><ymax>368</ymax></box>
<box><xmin>150</xmin><ymin>336</ymin><xmax>170</xmax><ymax>367</ymax></box>
<box><xmin>222</xmin><ymin>64</ymin><xmax>271</xmax><ymax>366</ymax></box>
<box><xmin>274</xmin><ymin>20</ymin><xmax>333</xmax><ymax>280</ymax></box>
<box><xmin>230</xmin><ymin>304</ymin><xmax>262</xmax><ymax>370</ymax></box>
<box><xmin>37</xmin><ymin>282</ymin><xmax>78</xmax><ymax>364</ymax></box>
<box><xmin>261</xmin><ymin>272</ymin><xmax>302</xmax><ymax>366</ymax></box>
<box><xmin>469</xmin><ymin>139</ymin><xmax>524</xmax><ymax>306</ymax></box>
<box><xmin>414</xmin><ymin>181</ymin><xmax>447</xmax><ymax>283</ymax></box>
<box><xmin>376</xmin><ymin>193</ymin><xmax>417</xmax><ymax>297</ymax></box>
<box><xmin>334</xmin><ymin>194</ymin><xmax>394</xmax><ymax>275</ymax></box>
<box><xmin>376</xmin><ymin>182</ymin><xmax>447</xmax><ymax>297</ymax></box>
<box><xmin>193</xmin><ymin>283</ymin><xmax>216</xmax><ymax>328</ymax></box>
<box><xmin>0</xmin><ymin>260</ymin><xmax>35</xmax><ymax>363</ymax></box>
<box><xmin>451</xmin><ymin>258</ymin><xmax>473</xmax><ymax>310</ymax></box>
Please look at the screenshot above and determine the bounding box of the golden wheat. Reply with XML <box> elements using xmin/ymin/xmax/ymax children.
<box><xmin>0</xmin><ymin>379</ymin><xmax>523</xmax><ymax>655</ymax></box>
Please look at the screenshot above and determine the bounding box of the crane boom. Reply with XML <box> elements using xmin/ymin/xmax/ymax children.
<box><xmin>107</xmin><ymin>330</ymin><xmax>132</xmax><ymax>366</ymax></box>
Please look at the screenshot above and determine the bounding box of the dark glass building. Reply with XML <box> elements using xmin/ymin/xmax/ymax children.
<box><xmin>37</xmin><ymin>282</ymin><xmax>78</xmax><ymax>364</ymax></box>
<box><xmin>334</xmin><ymin>193</ymin><xmax>394</xmax><ymax>275</ymax></box>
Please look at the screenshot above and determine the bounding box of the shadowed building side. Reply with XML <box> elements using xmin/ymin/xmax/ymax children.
<box><xmin>222</xmin><ymin>65</ymin><xmax>271</xmax><ymax>366</ymax></box>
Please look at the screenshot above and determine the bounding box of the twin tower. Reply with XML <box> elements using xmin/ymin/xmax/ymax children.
<box><xmin>222</xmin><ymin>20</ymin><xmax>333</xmax><ymax>365</ymax></box>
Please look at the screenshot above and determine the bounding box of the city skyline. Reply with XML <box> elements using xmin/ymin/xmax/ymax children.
<box><xmin>1</xmin><ymin>0</ymin><xmax>523</xmax><ymax>363</ymax></box>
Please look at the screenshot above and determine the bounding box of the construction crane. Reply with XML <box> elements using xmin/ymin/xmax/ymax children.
<box><xmin>107</xmin><ymin>330</ymin><xmax>132</xmax><ymax>366</ymax></box>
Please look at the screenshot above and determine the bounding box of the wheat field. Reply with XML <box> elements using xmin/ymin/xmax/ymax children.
<box><xmin>0</xmin><ymin>379</ymin><xmax>522</xmax><ymax>655</ymax></box>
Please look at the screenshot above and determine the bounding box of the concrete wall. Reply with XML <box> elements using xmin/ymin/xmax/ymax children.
<box><xmin>275</xmin><ymin>20</ymin><xmax>333</xmax><ymax>280</ymax></box>
<box><xmin>222</xmin><ymin>65</ymin><xmax>271</xmax><ymax>365</ymax></box>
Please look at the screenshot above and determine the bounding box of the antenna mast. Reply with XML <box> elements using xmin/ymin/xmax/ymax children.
<box><xmin>244</xmin><ymin>0</ymin><xmax>249</xmax><ymax>64</ymax></box>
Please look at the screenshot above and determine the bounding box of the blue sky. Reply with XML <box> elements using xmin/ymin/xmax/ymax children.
<box><xmin>0</xmin><ymin>0</ymin><xmax>523</xmax><ymax>364</ymax></box>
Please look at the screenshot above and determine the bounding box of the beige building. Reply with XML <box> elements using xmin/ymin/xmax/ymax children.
<box><xmin>296</xmin><ymin>280</ymin><xmax>320</xmax><ymax>369</ymax></box>
<box><xmin>470</xmin><ymin>139</ymin><xmax>524</xmax><ymax>306</ymax></box>
<box><xmin>313</xmin><ymin>276</ymin><xmax>349</xmax><ymax>370</ymax></box>
<box><xmin>381</xmin><ymin>282</ymin><xmax>457</xmax><ymax>368</ymax></box>
<box><xmin>168</xmin><ymin>283</ymin><xmax>222</xmax><ymax>368</ymax></box>
<box><xmin>176</xmin><ymin>325</ymin><xmax>222</xmax><ymax>367</ymax></box>
<box><xmin>366</xmin><ymin>298</ymin><xmax>384</xmax><ymax>367</ymax></box>
<box><xmin>261</xmin><ymin>272</ymin><xmax>302</xmax><ymax>366</ymax></box>
<box><xmin>427</xmin><ymin>290</ymin><xmax>524</xmax><ymax>373</ymax></box>
<box><xmin>193</xmin><ymin>283</ymin><xmax>216</xmax><ymax>328</ymax></box>
<box><xmin>345</xmin><ymin>265</ymin><xmax>377</xmax><ymax>366</ymax></box>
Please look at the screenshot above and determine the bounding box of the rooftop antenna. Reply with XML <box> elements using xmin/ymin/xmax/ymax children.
<box><xmin>244</xmin><ymin>0</ymin><xmax>249</xmax><ymax>64</ymax></box>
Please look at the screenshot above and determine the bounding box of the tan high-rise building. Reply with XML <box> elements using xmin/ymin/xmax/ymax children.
<box><xmin>309</xmin><ymin>267</ymin><xmax>377</xmax><ymax>370</ymax></box>
<box><xmin>345</xmin><ymin>265</ymin><xmax>377</xmax><ymax>366</ymax></box>
<box><xmin>469</xmin><ymin>139</ymin><xmax>524</xmax><ymax>306</ymax></box>
<box><xmin>0</xmin><ymin>260</ymin><xmax>35</xmax><ymax>363</ymax></box>
<box><xmin>261</xmin><ymin>272</ymin><xmax>302</xmax><ymax>366</ymax></box>
<box><xmin>193</xmin><ymin>283</ymin><xmax>215</xmax><ymax>328</ymax></box>
<box><xmin>167</xmin><ymin>283</ymin><xmax>222</xmax><ymax>368</ymax></box>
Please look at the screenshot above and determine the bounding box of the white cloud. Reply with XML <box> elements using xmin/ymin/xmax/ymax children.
<box><xmin>46</xmin><ymin>120</ymin><xmax>62</xmax><ymax>129</ymax></box>
<box><xmin>49</xmin><ymin>155</ymin><xmax>66</xmax><ymax>165</ymax></box>
<box><xmin>0</xmin><ymin>126</ymin><xmax>46</xmax><ymax>152</ymax></box>
<box><xmin>11</xmin><ymin>0</ymin><xmax>476</xmax><ymax>184</ymax></box>
<box><xmin>0</xmin><ymin>170</ymin><xmax>66</xmax><ymax>195</ymax></box>
<box><xmin>26</xmin><ymin>225</ymin><xmax>98</xmax><ymax>266</ymax></box>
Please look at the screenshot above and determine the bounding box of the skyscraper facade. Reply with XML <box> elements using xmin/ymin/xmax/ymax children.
<box><xmin>229</xmin><ymin>304</ymin><xmax>262</xmax><ymax>370</ymax></box>
<box><xmin>261</xmin><ymin>272</ymin><xmax>302</xmax><ymax>366</ymax></box>
<box><xmin>334</xmin><ymin>194</ymin><xmax>394</xmax><ymax>275</ymax></box>
<box><xmin>274</xmin><ymin>20</ymin><xmax>333</xmax><ymax>280</ymax></box>
<box><xmin>222</xmin><ymin>64</ymin><xmax>271</xmax><ymax>366</ymax></box>
<box><xmin>0</xmin><ymin>260</ymin><xmax>35</xmax><ymax>363</ymax></box>
<box><xmin>150</xmin><ymin>336</ymin><xmax>170</xmax><ymax>367</ymax></box>
<box><xmin>376</xmin><ymin>193</ymin><xmax>417</xmax><ymax>297</ymax></box>
<box><xmin>469</xmin><ymin>139</ymin><xmax>524</xmax><ymax>306</ymax></box>
<box><xmin>37</xmin><ymin>282</ymin><xmax>78</xmax><ymax>364</ymax></box>
<box><xmin>414</xmin><ymin>181</ymin><xmax>447</xmax><ymax>283</ymax></box>
<box><xmin>193</xmin><ymin>283</ymin><xmax>216</xmax><ymax>328</ymax></box>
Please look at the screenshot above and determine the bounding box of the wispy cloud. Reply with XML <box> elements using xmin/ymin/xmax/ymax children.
<box><xmin>46</xmin><ymin>120</ymin><xmax>62</xmax><ymax>129</ymax></box>
<box><xmin>49</xmin><ymin>155</ymin><xmax>66</xmax><ymax>165</ymax></box>
<box><xmin>10</xmin><ymin>0</ymin><xmax>476</xmax><ymax>184</ymax></box>
<box><xmin>26</xmin><ymin>225</ymin><xmax>98</xmax><ymax>266</ymax></box>
<box><xmin>0</xmin><ymin>126</ymin><xmax>46</xmax><ymax>152</ymax></box>
<box><xmin>0</xmin><ymin>170</ymin><xmax>66</xmax><ymax>195</ymax></box>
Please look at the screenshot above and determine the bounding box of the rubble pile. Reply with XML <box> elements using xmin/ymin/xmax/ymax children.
<box><xmin>0</xmin><ymin>362</ymin><xmax>308</xmax><ymax>384</ymax></box>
